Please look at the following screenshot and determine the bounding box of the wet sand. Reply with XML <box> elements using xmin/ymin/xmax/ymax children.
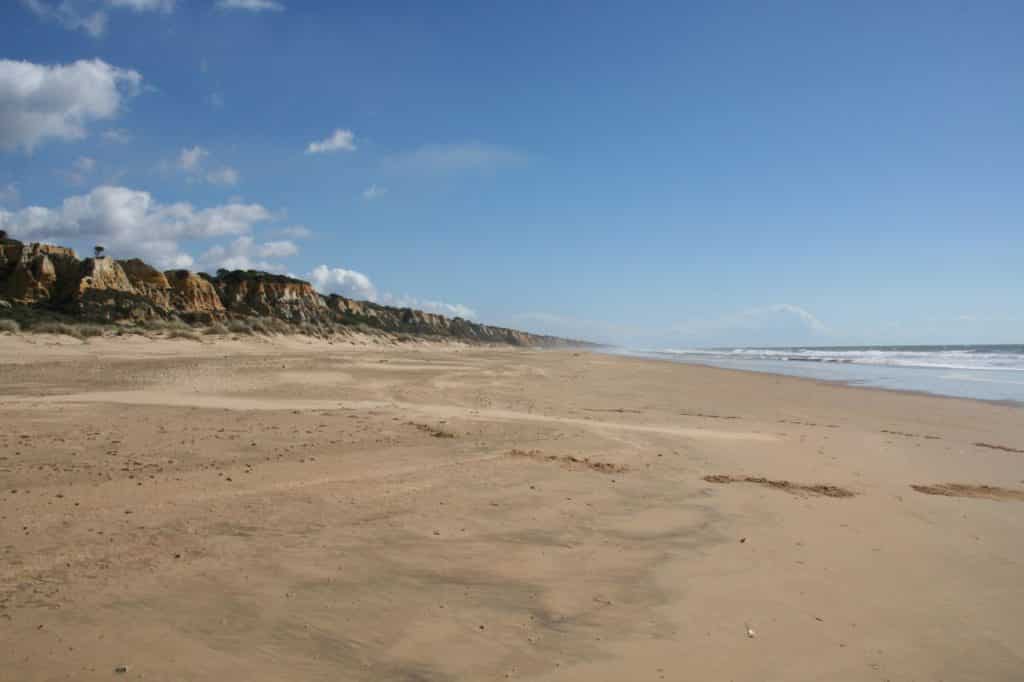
<box><xmin>1</xmin><ymin>334</ymin><xmax>1023</xmax><ymax>681</ymax></box>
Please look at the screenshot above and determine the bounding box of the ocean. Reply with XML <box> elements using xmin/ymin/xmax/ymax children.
<box><xmin>612</xmin><ymin>345</ymin><xmax>1024</xmax><ymax>403</ymax></box>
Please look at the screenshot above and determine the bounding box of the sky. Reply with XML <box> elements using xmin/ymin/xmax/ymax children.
<box><xmin>0</xmin><ymin>1</ymin><xmax>1021</xmax><ymax>347</ymax></box>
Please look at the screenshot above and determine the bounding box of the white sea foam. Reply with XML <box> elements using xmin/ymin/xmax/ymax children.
<box><xmin>652</xmin><ymin>346</ymin><xmax>1024</xmax><ymax>372</ymax></box>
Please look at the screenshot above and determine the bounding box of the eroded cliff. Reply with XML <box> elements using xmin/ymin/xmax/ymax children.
<box><xmin>0</xmin><ymin>238</ymin><xmax>585</xmax><ymax>347</ymax></box>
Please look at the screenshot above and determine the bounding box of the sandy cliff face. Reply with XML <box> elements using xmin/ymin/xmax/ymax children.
<box><xmin>120</xmin><ymin>259</ymin><xmax>172</xmax><ymax>309</ymax></box>
<box><xmin>71</xmin><ymin>257</ymin><xmax>166</xmax><ymax>322</ymax></box>
<box><xmin>165</xmin><ymin>270</ymin><xmax>225</xmax><ymax>316</ymax></box>
<box><xmin>325</xmin><ymin>295</ymin><xmax>366</xmax><ymax>317</ymax></box>
<box><xmin>0</xmin><ymin>241</ymin><xmax>81</xmax><ymax>303</ymax></box>
<box><xmin>0</xmin><ymin>238</ymin><xmax>587</xmax><ymax>346</ymax></box>
<box><xmin>214</xmin><ymin>272</ymin><xmax>325</xmax><ymax>321</ymax></box>
<box><xmin>0</xmin><ymin>245</ymin><xmax>163</xmax><ymax>321</ymax></box>
<box><xmin>76</xmin><ymin>258</ymin><xmax>134</xmax><ymax>296</ymax></box>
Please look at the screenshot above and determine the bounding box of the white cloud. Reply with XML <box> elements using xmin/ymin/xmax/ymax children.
<box><xmin>0</xmin><ymin>59</ymin><xmax>142</xmax><ymax>152</ymax></box>
<box><xmin>207</xmin><ymin>92</ymin><xmax>225</xmax><ymax>109</ymax></box>
<box><xmin>201</xmin><ymin>236</ymin><xmax>296</xmax><ymax>271</ymax></box>
<box><xmin>766</xmin><ymin>303</ymin><xmax>829</xmax><ymax>334</ymax></box>
<box><xmin>308</xmin><ymin>265</ymin><xmax>377</xmax><ymax>301</ymax></box>
<box><xmin>0</xmin><ymin>185</ymin><xmax>272</xmax><ymax>269</ymax></box>
<box><xmin>215</xmin><ymin>0</ymin><xmax>285</xmax><ymax>11</ymax></box>
<box><xmin>383</xmin><ymin>142</ymin><xmax>525</xmax><ymax>174</ymax></box>
<box><xmin>178</xmin><ymin>146</ymin><xmax>208</xmax><ymax>171</ymax></box>
<box><xmin>0</xmin><ymin>183</ymin><xmax>19</xmax><ymax>207</ymax></box>
<box><xmin>362</xmin><ymin>184</ymin><xmax>387</xmax><ymax>200</ymax></box>
<box><xmin>21</xmin><ymin>0</ymin><xmax>175</xmax><ymax>37</ymax></box>
<box><xmin>21</xmin><ymin>0</ymin><xmax>107</xmax><ymax>37</ymax></box>
<box><xmin>258</xmin><ymin>240</ymin><xmax>298</xmax><ymax>258</ymax></box>
<box><xmin>381</xmin><ymin>294</ymin><xmax>477</xmax><ymax>319</ymax></box>
<box><xmin>75</xmin><ymin>156</ymin><xmax>97</xmax><ymax>173</ymax></box>
<box><xmin>306</xmin><ymin>129</ymin><xmax>356</xmax><ymax>155</ymax></box>
<box><xmin>102</xmin><ymin>128</ymin><xmax>132</xmax><ymax>144</ymax></box>
<box><xmin>672</xmin><ymin>304</ymin><xmax>830</xmax><ymax>338</ymax></box>
<box><xmin>206</xmin><ymin>167</ymin><xmax>240</xmax><ymax>186</ymax></box>
<box><xmin>279</xmin><ymin>225</ymin><xmax>311</xmax><ymax>239</ymax></box>
<box><xmin>173</xmin><ymin>147</ymin><xmax>239</xmax><ymax>186</ymax></box>
<box><xmin>425</xmin><ymin>301</ymin><xmax>476</xmax><ymax>319</ymax></box>
<box><xmin>61</xmin><ymin>156</ymin><xmax>97</xmax><ymax>186</ymax></box>
<box><xmin>307</xmin><ymin>264</ymin><xmax>476</xmax><ymax>318</ymax></box>
<box><xmin>107</xmin><ymin>0</ymin><xmax>175</xmax><ymax>12</ymax></box>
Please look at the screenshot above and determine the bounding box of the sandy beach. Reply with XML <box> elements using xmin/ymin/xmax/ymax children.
<box><xmin>2</xmin><ymin>334</ymin><xmax>1023</xmax><ymax>681</ymax></box>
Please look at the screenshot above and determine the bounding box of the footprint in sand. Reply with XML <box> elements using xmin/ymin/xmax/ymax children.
<box><xmin>910</xmin><ymin>483</ymin><xmax>1024</xmax><ymax>502</ymax></box>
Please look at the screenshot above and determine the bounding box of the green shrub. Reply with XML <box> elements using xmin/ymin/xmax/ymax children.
<box><xmin>167</xmin><ymin>329</ymin><xmax>201</xmax><ymax>341</ymax></box>
<box><xmin>263</xmin><ymin>317</ymin><xmax>292</xmax><ymax>334</ymax></box>
<box><xmin>227</xmin><ymin>319</ymin><xmax>253</xmax><ymax>335</ymax></box>
<box><xmin>203</xmin><ymin>321</ymin><xmax>230</xmax><ymax>335</ymax></box>
<box><xmin>214</xmin><ymin>270</ymin><xmax>305</xmax><ymax>285</ymax></box>
<box><xmin>27</xmin><ymin>321</ymin><xmax>107</xmax><ymax>340</ymax></box>
<box><xmin>245</xmin><ymin>317</ymin><xmax>288</xmax><ymax>335</ymax></box>
<box><xmin>0</xmin><ymin>318</ymin><xmax>20</xmax><ymax>334</ymax></box>
<box><xmin>77</xmin><ymin>324</ymin><xmax>105</xmax><ymax>338</ymax></box>
<box><xmin>298</xmin><ymin>321</ymin><xmax>322</xmax><ymax>337</ymax></box>
<box><xmin>28</xmin><ymin>321</ymin><xmax>84</xmax><ymax>339</ymax></box>
<box><xmin>142</xmin><ymin>317</ymin><xmax>192</xmax><ymax>332</ymax></box>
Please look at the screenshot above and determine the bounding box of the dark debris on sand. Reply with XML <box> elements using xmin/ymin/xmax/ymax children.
<box><xmin>703</xmin><ymin>474</ymin><xmax>856</xmax><ymax>498</ymax></box>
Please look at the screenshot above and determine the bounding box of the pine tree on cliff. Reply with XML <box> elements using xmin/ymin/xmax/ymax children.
<box><xmin>94</xmin><ymin>245</ymin><xmax>105</xmax><ymax>259</ymax></box>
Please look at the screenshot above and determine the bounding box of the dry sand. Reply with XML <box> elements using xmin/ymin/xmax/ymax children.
<box><xmin>1</xmin><ymin>334</ymin><xmax>1023</xmax><ymax>681</ymax></box>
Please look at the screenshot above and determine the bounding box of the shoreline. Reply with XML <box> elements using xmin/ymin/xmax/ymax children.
<box><xmin>601</xmin><ymin>347</ymin><xmax>1024</xmax><ymax>407</ymax></box>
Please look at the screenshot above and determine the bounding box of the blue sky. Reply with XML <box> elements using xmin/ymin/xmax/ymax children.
<box><xmin>1</xmin><ymin>1</ymin><xmax>1021</xmax><ymax>346</ymax></box>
